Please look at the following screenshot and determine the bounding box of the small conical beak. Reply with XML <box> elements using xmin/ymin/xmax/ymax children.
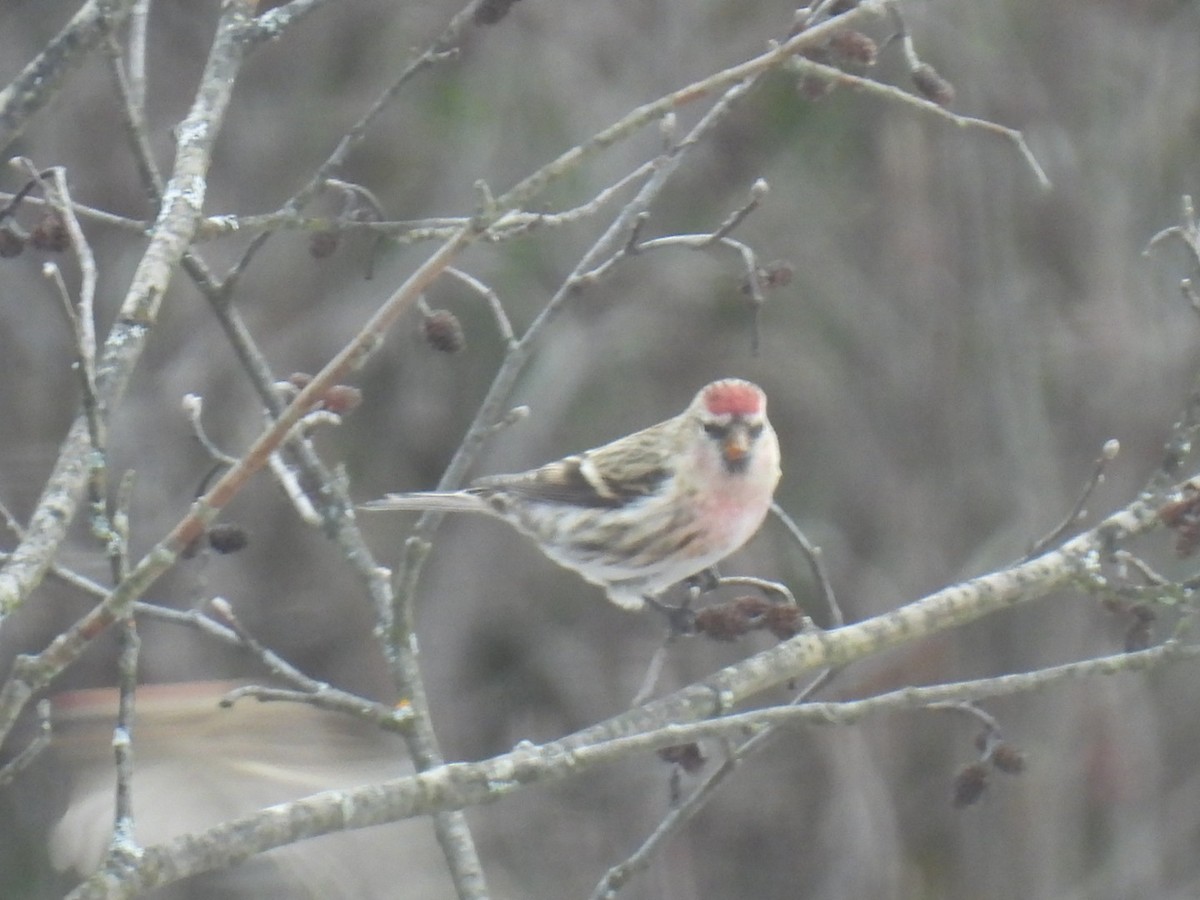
<box><xmin>722</xmin><ymin>430</ymin><xmax>751</xmax><ymax>466</ymax></box>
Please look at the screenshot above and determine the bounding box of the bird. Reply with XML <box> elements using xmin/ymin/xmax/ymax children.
<box><xmin>360</xmin><ymin>378</ymin><xmax>780</xmax><ymax>611</ymax></box>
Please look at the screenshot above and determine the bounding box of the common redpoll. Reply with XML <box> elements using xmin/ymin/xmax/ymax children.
<box><xmin>361</xmin><ymin>379</ymin><xmax>781</xmax><ymax>611</ymax></box>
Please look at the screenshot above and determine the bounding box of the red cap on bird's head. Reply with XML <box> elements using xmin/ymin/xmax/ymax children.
<box><xmin>701</xmin><ymin>379</ymin><xmax>765</xmax><ymax>418</ymax></box>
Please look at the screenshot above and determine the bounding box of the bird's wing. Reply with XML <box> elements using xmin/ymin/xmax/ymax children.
<box><xmin>471</xmin><ymin>449</ymin><xmax>668</xmax><ymax>509</ymax></box>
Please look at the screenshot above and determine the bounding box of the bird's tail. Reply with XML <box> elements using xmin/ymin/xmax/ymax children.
<box><xmin>358</xmin><ymin>491</ymin><xmax>490</xmax><ymax>514</ymax></box>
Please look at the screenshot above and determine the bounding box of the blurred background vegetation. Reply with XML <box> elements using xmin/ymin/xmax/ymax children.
<box><xmin>2</xmin><ymin>0</ymin><xmax>1200</xmax><ymax>897</ymax></box>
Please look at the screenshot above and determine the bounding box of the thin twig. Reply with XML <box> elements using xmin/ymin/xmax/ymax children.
<box><xmin>620</xmin><ymin>211</ymin><xmax>650</xmax><ymax>258</ymax></box>
<box><xmin>770</xmin><ymin>501</ymin><xmax>843</xmax><ymax>627</ymax></box>
<box><xmin>595</xmin><ymin>511</ymin><xmax>833</xmax><ymax>897</ymax></box>
<box><xmin>42</xmin><ymin>262</ymin><xmax>91</xmax><ymax>370</ymax></box>
<box><xmin>0</xmin><ymin>0</ymin><xmax>139</xmax><ymax>154</ymax></box>
<box><xmin>630</xmin><ymin>643</ymin><xmax>673</xmax><ymax>708</ymax></box>
<box><xmin>34</xmin><ymin>166</ymin><xmax>102</xmax><ymax>449</ymax></box>
<box><xmin>208</xmin><ymin>597</ymin><xmax>313</xmax><ymax>681</ymax></box>
<box><xmin>216</xmin><ymin>684</ymin><xmax>413</xmax><ymax>729</ymax></box>
<box><xmin>925</xmin><ymin>699</ymin><xmax>1002</xmax><ymax>733</ymax></box>
<box><xmin>125</xmin><ymin>0</ymin><xmax>151</xmax><ymax>114</ymax></box>
<box><xmin>97</xmin><ymin>23</ymin><xmax>490</xmax><ymax>888</ymax></box>
<box><xmin>716</xmin><ymin>574</ymin><xmax>798</xmax><ymax>606</ymax></box>
<box><xmin>103</xmin><ymin>31</ymin><xmax>164</xmax><ymax>198</ymax></box>
<box><xmin>196</xmin><ymin>211</ymin><xmax>467</xmax><ymax>241</ymax></box>
<box><xmin>1144</xmin><ymin>195</ymin><xmax>1199</xmax><ymax>268</ymax></box>
<box><xmin>387</xmin><ymin>83</ymin><xmax>778</xmax><ymax>794</ymax></box>
<box><xmin>0</xmin><ymin>0</ymin><xmax>258</xmax><ymax>620</ymax></box>
<box><xmin>580</xmin><ymin>232</ymin><xmax>762</xmax><ymax>301</ymax></box>
<box><xmin>109</xmin><ymin>471</ymin><xmax>135</xmax><ymax>584</ymax></box>
<box><xmin>108</xmin><ymin>473</ymin><xmax>140</xmax><ymax>864</ymax></box>
<box><xmin>785</xmin><ymin>54</ymin><xmax>1051</xmax><ymax>191</ymax></box>
<box><xmin>141</xmin><ymin>598</ymin><xmax>417</xmax><ymax>731</ymax></box>
<box><xmin>157</xmin><ymin>10</ymin><xmax>501</xmax><ymax>888</ymax></box>
<box><xmin>388</xmin><ymin>84</ymin><xmax>782</xmax><ymax>811</ymax></box>
<box><xmin>63</xmin><ymin>638</ymin><xmax>1200</xmax><ymax>897</ymax></box>
<box><xmin>1144</xmin><ymin>197</ymin><xmax>1200</xmax><ymax>496</ymax></box>
<box><xmin>202</xmin><ymin>598</ymin><xmax>413</xmax><ymax>729</ymax></box>
<box><xmin>182</xmin><ymin>394</ymin><xmax>237</xmax><ymax>466</ymax></box>
<box><xmin>0</xmin><ymin>190</ymin><xmax>147</xmax><ymax>232</ymax></box>
<box><xmin>1023</xmin><ymin>438</ymin><xmax>1120</xmax><ymax>561</ymax></box>
<box><xmin>244</xmin><ymin>0</ymin><xmax>354</xmax><ymax>45</ymax></box>
<box><xmin>478</xmin><ymin>405</ymin><xmax>531</xmax><ymax>438</ymax></box>
<box><xmin>62</xmin><ymin>514</ymin><xmax>1200</xmax><ymax>896</ymax></box>
<box><xmin>0</xmin><ymin>498</ymin><xmax>420</xmax><ymax>733</ymax></box>
<box><xmin>490</xmin><ymin>159</ymin><xmax>659</xmax><ymax>236</ymax></box>
<box><xmin>0</xmin><ymin>5</ymin><xmax>1070</xmax><ymax>897</ymax></box>
<box><xmin>108</xmin><ymin>618</ymin><xmax>140</xmax><ymax>861</ymax></box>
<box><xmin>215</xmin><ymin>0</ymin><xmax>483</xmax><ymax>301</ymax></box>
<box><xmin>185</xmin><ymin>393</ymin><xmax>321</xmax><ymax>522</ymax></box>
<box><xmin>29</xmin><ymin>163</ymin><xmax>117</xmax><ymax>555</ymax></box>
<box><xmin>0</xmin><ymin>173</ymin><xmax>47</xmax><ymax>222</ymax></box>
<box><xmin>444</xmin><ymin>267</ymin><xmax>517</xmax><ymax>347</ymax></box>
<box><xmin>0</xmin><ymin>700</ymin><xmax>51</xmax><ymax>789</ymax></box>
<box><xmin>490</xmin><ymin>3</ymin><xmax>910</xmax><ymax>214</ymax></box>
<box><xmin>191</xmin><ymin>159</ymin><xmax>660</xmax><ymax>245</ymax></box>
<box><xmin>265</xmin><ymin>451</ymin><xmax>323</xmax><ymax>527</ymax></box>
<box><xmin>1112</xmin><ymin>550</ymin><xmax>1172</xmax><ymax>587</ymax></box>
<box><xmin>591</xmin><ymin>662</ymin><xmax>835</xmax><ymax>900</ymax></box>
<box><xmin>324</xmin><ymin>178</ymin><xmax>388</xmax><ymax>221</ymax></box>
<box><xmin>702</xmin><ymin>178</ymin><xmax>769</xmax><ymax>247</ymax></box>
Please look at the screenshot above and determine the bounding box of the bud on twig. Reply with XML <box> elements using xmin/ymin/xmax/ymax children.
<box><xmin>911</xmin><ymin>63</ymin><xmax>955</xmax><ymax>107</ymax></box>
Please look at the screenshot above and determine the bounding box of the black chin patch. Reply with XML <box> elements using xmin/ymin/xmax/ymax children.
<box><xmin>723</xmin><ymin>456</ymin><xmax>749</xmax><ymax>475</ymax></box>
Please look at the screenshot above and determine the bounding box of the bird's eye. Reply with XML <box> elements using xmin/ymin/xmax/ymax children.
<box><xmin>747</xmin><ymin>423</ymin><xmax>764</xmax><ymax>439</ymax></box>
<box><xmin>702</xmin><ymin>422</ymin><xmax>728</xmax><ymax>440</ymax></box>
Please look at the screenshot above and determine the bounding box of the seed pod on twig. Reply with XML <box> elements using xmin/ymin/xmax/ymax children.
<box><xmin>422</xmin><ymin>309</ymin><xmax>466</xmax><ymax>353</ymax></box>
<box><xmin>208</xmin><ymin>523</ymin><xmax>250</xmax><ymax>555</ymax></box>
<box><xmin>30</xmin><ymin>210</ymin><xmax>69</xmax><ymax>252</ymax></box>
<box><xmin>952</xmin><ymin>762</ymin><xmax>990</xmax><ymax>808</ymax></box>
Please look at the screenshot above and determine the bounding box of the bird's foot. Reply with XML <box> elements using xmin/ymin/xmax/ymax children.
<box><xmin>682</xmin><ymin>567</ymin><xmax>721</xmax><ymax>595</ymax></box>
<box><xmin>644</xmin><ymin>595</ymin><xmax>697</xmax><ymax>637</ymax></box>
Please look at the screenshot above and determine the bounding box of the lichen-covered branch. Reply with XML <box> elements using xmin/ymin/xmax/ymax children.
<box><xmin>63</xmin><ymin>473</ymin><xmax>1191</xmax><ymax>897</ymax></box>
